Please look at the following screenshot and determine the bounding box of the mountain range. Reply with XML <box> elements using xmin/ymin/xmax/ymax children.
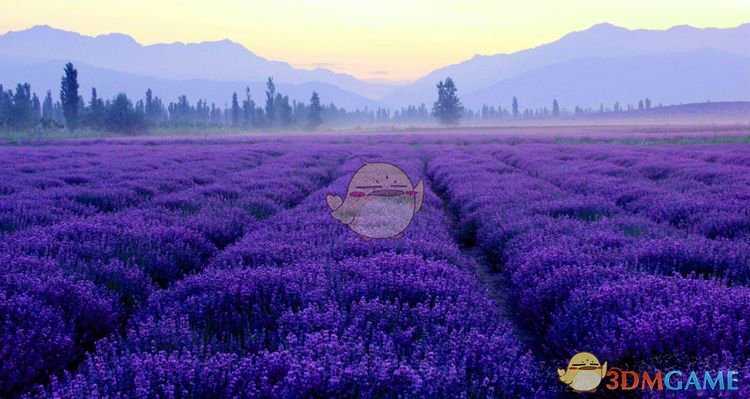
<box><xmin>0</xmin><ymin>23</ymin><xmax>748</xmax><ymax>110</ymax></box>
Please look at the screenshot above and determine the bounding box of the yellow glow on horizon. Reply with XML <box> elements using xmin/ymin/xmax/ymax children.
<box><xmin>1</xmin><ymin>0</ymin><xmax>748</xmax><ymax>81</ymax></box>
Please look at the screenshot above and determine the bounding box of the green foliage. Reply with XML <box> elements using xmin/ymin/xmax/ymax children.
<box><xmin>231</xmin><ymin>92</ymin><xmax>240</xmax><ymax>126</ymax></box>
<box><xmin>242</xmin><ymin>87</ymin><xmax>255</xmax><ymax>127</ymax></box>
<box><xmin>0</xmin><ymin>83</ymin><xmax>41</xmax><ymax>130</ymax></box>
<box><xmin>11</xmin><ymin>83</ymin><xmax>35</xmax><ymax>129</ymax></box>
<box><xmin>432</xmin><ymin>77</ymin><xmax>464</xmax><ymax>126</ymax></box>
<box><xmin>275</xmin><ymin>93</ymin><xmax>292</xmax><ymax>127</ymax></box>
<box><xmin>60</xmin><ymin>63</ymin><xmax>79</xmax><ymax>130</ymax></box>
<box><xmin>85</xmin><ymin>88</ymin><xmax>106</xmax><ymax>130</ymax></box>
<box><xmin>307</xmin><ymin>91</ymin><xmax>323</xmax><ymax>130</ymax></box>
<box><xmin>104</xmin><ymin>93</ymin><xmax>144</xmax><ymax>134</ymax></box>
<box><xmin>265</xmin><ymin>77</ymin><xmax>276</xmax><ymax>125</ymax></box>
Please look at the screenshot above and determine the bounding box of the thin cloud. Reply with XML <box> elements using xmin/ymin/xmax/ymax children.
<box><xmin>296</xmin><ymin>62</ymin><xmax>348</xmax><ymax>69</ymax></box>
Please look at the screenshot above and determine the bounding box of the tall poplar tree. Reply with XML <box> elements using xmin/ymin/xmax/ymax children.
<box><xmin>60</xmin><ymin>62</ymin><xmax>79</xmax><ymax>130</ymax></box>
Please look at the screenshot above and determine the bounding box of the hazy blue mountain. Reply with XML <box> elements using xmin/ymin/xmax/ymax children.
<box><xmin>0</xmin><ymin>58</ymin><xmax>379</xmax><ymax>110</ymax></box>
<box><xmin>383</xmin><ymin>23</ymin><xmax>750</xmax><ymax>107</ymax></box>
<box><xmin>462</xmin><ymin>49</ymin><xmax>750</xmax><ymax>110</ymax></box>
<box><xmin>0</xmin><ymin>25</ymin><xmax>397</xmax><ymax>100</ymax></box>
<box><xmin>1</xmin><ymin>23</ymin><xmax>749</xmax><ymax>110</ymax></box>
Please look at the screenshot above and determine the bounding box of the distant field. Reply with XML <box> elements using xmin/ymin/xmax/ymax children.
<box><xmin>2</xmin><ymin>133</ymin><xmax>749</xmax><ymax>397</ymax></box>
<box><xmin>2</xmin><ymin>119</ymin><xmax>750</xmax><ymax>143</ymax></box>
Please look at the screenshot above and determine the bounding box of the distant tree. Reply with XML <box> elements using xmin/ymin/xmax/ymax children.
<box><xmin>86</xmin><ymin>88</ymin><xmax>106</xmax><ymax>130</ymax></box>
<box><xmin>144</xmin><ymin>88</ymin><xmax>165</xmax><ymax>124</ymax></box>
<box><xmin>9</xmin><ymin>83</ymin><xmax>35</xmax><ymax>129</ymax></box>
<box><xmin>645</xmin><ymin>98</ymin><xmax>652</xmax><ymax>109</ymax></box>
<box><xmin>210</xmin><ymin>102</ymin><xmax>223</xmax><ymax>125</ymax></box>
<box><xmin>169</xmin><ymin>95</ymin><xmax>193</xmax><ymax>126</ymax></box>
<box><xmin>265</xmin><ymin>77</ymin><xmax>276</xmax><ymax>125</ymax></box>
<box><xmin>638</xmin><ymin>100</ymin><xmax>644</xmax><ymax>110</ymax></box>
<box><xmin>431</xmin><ymin>77</ymin><xmax>463</xmax><ymax>126</ymax></box>
<box><xmin>276</xmin><ymin>93</ymin><xmax>292</xmax><ymax>126</ymax></box>
<box><xmin>193</xmin><ymin>99</ymin><xmax>209</xmax><ymax>125</ymax></box>
<box><xmin>231</xmin><ymin>92</ymin><xmax>240</xmax><ymax>126</ymax></box>
<box><xmin>512</xmin><ymin>96</ymin><xmax>519</xmax><ymax>118</ymax></box>
<box><xmin>0</xmin><ymin>85</ymin><xmax>7</xmax><ymax>127</ymax></box>
<box><xmin>145</xmin><ymin>88</ymin><xmax>154</xmax><ymax>110</ymax></box>
<box><xmin>42</xmin><ymin>90</ymin><xmax>54</xmax><ymax>120</ymax></box>
<box><xmin>60</xmin><ymin>62</ymin><xmax>79</xmax><ymax>130</ymax></box>
<box><xmin>39</xmin><ymin>90</ymin><xmax>62</xmax><ymax>129</ymax></box>
<box><xmin>307</xmin><ymin>91</ymin><xmax>323</xmax><ymax>130</ymax></box>
<box><xmin>52</xmin><ymin>100</ymin><xmax>64</xmax><ymax>122</ymax></box>
<box><xmin>613</xmin><ymin>101</ymin><xmax>621</xmax><ymax>112</ymax></box>
<box><xmin>105</xmin><ymin>93</ymin><xmax>143</xmax><ymax>133</ymax></box>
<box><xmin>135</xmin><ymin>99</ymin><xmax>145</xmax><ymax>118</ymax></box>
<box><xmin>552</xmin><ymin>99</ymin><xmax>560</xmax><ymax>117</ymax></box>
<box><xmin>32</xmin><ymin>93</ymin><xmax>41</xmax><ymax>118</ymax></box>
<box><xmin>254</xmin><ymin>107</ymin><xmax>266</xmax><ymax>128</ymax></box>
<box><xmin>78</xmin><ymin>94</ymin><xmax>85</xmax><ymax>119</ymax></box>
<box><xmin>242</xmin><ymin>86</ymin><xmax>255</xmax><ymax>127</ymax></box>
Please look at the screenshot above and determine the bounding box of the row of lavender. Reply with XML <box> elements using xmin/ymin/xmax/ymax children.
<box><xmin>499</xmin><ymin>144</ymin><xmax>750</xmax><ymax>240</ymax></box>
<box><xmin>0</xmin><ymin>142</ymin><xmax>287</xmax><ymax>235</ymax></box>
<box><xmin>1</xmin><ymin>141</ymin><xmax>348</xmax><ymax>397</ymax></box>
<box><xmin>25</xmin><ymin>145</ymin><xmax>550</xmax><ymax>398</ymax></box>
<box><xmin>6</xmin><ymin>134</ymin><xmax>748</xmax><ymax>397</ymax></box>
<box><xmin>495</xmin><ymin>144</ymin><xmax>750</xmax><ymax>283</ymax></box>
<box><xmin>427</xmin><ymin>143</ymin><xmax>750</xmax><ymax>392</ymax></box>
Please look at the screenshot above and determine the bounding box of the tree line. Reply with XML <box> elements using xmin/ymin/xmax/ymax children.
<box><xmin>429</xmin><ymin>77</ymin><xmax>657</xmax><ymax>126</ymax></box>
<box><xmin>0</xmin><ymin>62</ymin><xmax>659</xmax><ymax>133</ymax></box>
<box><xmin>0</xmin><ymin>63</ymin><xmax>328</xmax><ymax>133</ymax></box>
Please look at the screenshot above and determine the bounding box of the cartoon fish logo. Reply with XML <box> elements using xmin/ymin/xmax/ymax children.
<box><xmin>558</xmin><ymin>352</ymin><xmax>608</xmax><ymax>392</ymax></box>
<box><xmin>326</xmin><ymin>160</ymin><xmax>423</xmax><ymax>239</ymax></box>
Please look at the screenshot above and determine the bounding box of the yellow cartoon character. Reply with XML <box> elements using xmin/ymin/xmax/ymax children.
<box><xmin>326</xmin><ymin>160</ymin><xmax>423</xmax><ymax>239</ymax></box>
<box><xmin>558</xmin><ymin>352</ymin><xmax>607</xmax><ymax>392</ymax></box>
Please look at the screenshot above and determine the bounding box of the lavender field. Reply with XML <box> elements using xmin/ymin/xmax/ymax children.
<box><xmin>1</xmin><ymin>133</ymin><xmax>749</xmax><ymax>398</ymax></box>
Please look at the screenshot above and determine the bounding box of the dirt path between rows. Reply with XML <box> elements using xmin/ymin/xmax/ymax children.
<box><xmin>423</xmin><ymin>174</ymin><xmax>541</xmax><ymax>350</ymax></box>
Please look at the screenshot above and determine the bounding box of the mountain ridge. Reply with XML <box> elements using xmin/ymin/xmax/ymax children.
<box><xmin>1</xmin><ymin>23</ymin><xmax>748</xmax><ymax>110</ymax></box>
<box><xmin>382</xmin><ymin>22</ymin><xmax>750</xmax><ymax>107</ymax></box>
<box><xmin>0</xmin><ymin>57</ymin><xmax>380</xmax><ymax>110</ymax></box>
<box><xmin>0</xmin><ymin>25</ymin><xmax>397</xmax><ymax>100</ymax></box>
<box><xmin>460</xmin><ymin>48</ymin><xmax>750</xmax><ymax>109</ymax></box>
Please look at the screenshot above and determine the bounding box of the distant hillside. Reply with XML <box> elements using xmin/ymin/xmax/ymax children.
<box><xmin>1</xmin><ymin>23</ymin><xmax>748</xmax><ymax>110</ymax></box>
<box><xmin>462</xmin><ymin>49</ymin><xmax>750</xmax><ymax>110</ymax></box>
<box><xmin>0</xmin><ymin>25</ymin><xmax>395</xmax><ymax>100</ymax></box>
<box><xmin>0</xmin><ymin>58</ymin><xmax>379</xmax><ymax>110</ymax></box>
<box><xmin>384</xmin><ymin>23</ymin><xmax>750</xmax><ymax>108</ymax></box>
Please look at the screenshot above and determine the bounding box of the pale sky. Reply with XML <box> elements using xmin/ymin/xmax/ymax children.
<box><xmin>1</xmin><ymin>0</ymin><xmax>748</xmax><ymax>81</ymax></box>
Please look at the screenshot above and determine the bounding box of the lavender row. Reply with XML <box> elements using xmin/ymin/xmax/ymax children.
<box><xmin>0</xmin><ymin>142</ymin><xmax>286</xmax><ymax>234</ymax></box>
<box><xmin>427</xmin><ymin>144</ymin><xmax>750</xmax><ymax>373</ymax></box>
<box><xmin>1</xmin><ymin>144</ymin><xmax>347</xmax><ymax>397</ymax></box>
<box><xmin>490</xmin><ymin>144</ymin><xmax>750</xmax><ymax>282</ymax></box>
<box><xmin>497</xmin><ymin>144</ymin><xmax>750</xmax><ymax>240</ymax></box>
<box><xmin>29</xmin><ymin>146</ymin><xmax>550</xmax><ymax>398</ymax></box>
<box><xmin>213</xmin><ymin>150</ymin><xmax>464</xmax><ymax>269</ymax></box>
